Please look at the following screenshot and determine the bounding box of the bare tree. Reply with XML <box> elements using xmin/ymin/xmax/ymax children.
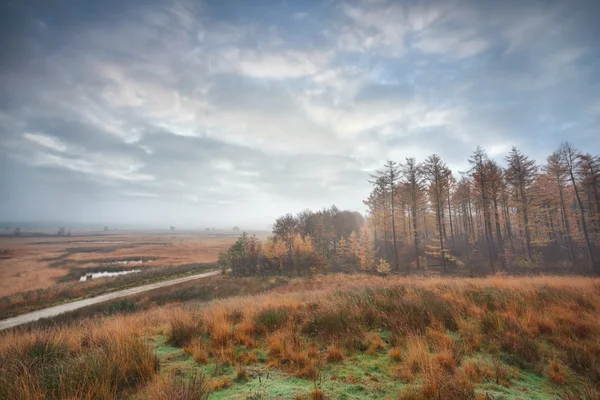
<box><xmin>546</xmin><ymin>152</ymin><xmax>576</xmax><ymax>265</ymax></box>
<box><xmin>559</xmin><ymin>142</ymin><xmax>598</xmax><ymax>273</ymax></box>
<box><xmin>403</xmin><ymin>157</ymin><xmax>423</xmax><ymax>271</ymax></box>
<box><xmin>469</xmin><ymin>147</ymin><xmax>496</xmax><ymax>273</ymax></box>
<box><xmin>423</xmin><ymin>154</ymin><xmax>448</xmax><ymax>273</ymax></box>
<box><xmin>371</xmin><ymin>161</ymin><xmax>402</xmax><ymax>272</ymax></box>
<box><xmin>505</xmin><ymin>147</ymin><xmax>537</xmax><ymax>261</ymax></box>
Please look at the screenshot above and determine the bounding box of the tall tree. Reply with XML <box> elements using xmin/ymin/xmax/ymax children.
<box><xmin>487</xmin><ymin>160</ymin><xmax>507</xmax><ymax>270</ymax></box>
<box><xmin>560</xmin><ymin>142</ymin><xmax>598</xmax><ymax>273</ymax></box>
<box><xmin>505</xmin><ymin>147</ymin><xmax>537</xmax><ymax>262</ymax></box>
<box><xmin>371</xmin><ymin>161</ymin><xmax>401</xmax><ymax>272</ymax></box>
<box><xmin>545</xmin><ymin>152</ymin><xmax>576</xmax><ymax>265</ymax></box>
<box><xmin>423</xmin><ymin>154</ymin><xmax>448</xmax><ymax>273</ymax></box>
<box><xmin>402</xmin><ymin>157</ymin><xmax>423</xmax><ymax>271</ymax></box>
<box><xmin>273</xmin><ymin>214</ymin><xmax>299</xmax><ymax>252</ymax></box>
<box><xmin>469</xmin><ymin>147</ymin><xmax>496</xmax><ymax>273</ymax></box>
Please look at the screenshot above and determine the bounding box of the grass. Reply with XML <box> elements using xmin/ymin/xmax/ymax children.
<box><xmin>2</xmin><ymin>274</ymin><xmax>600</xmax><ymax>399</ymax></box>
<box><xmin>0</xmin><ymin>262</ymin><xmax>217</xmax><ymax>319</ymax></box>
<box><xmin>0</xmin><ymin>233</ymin><xmax>239</xmax><ymax>297</ymax></box>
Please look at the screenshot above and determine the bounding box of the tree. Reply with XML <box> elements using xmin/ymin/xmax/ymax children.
<box><xmin>273</xmin><ymin>214</ymin><xmax>299</xmax><ymax>251</ymax></box>
<box><xmin>505</xmin><ymin>147</ymin><xmax>537</xmax><ymax>261</ymax></box>
<box><xmin>423</xmin><ymin>154</ymin><xmax>448</xmax><ymax>273</ymax></box>
<box><xmin>559</xmin><ymin>142</ymin><xmax>598</xmax><ymax>273</ymax></box>
<box><xmin>371</xmin><ymin>161</ymin><xmax>401</xmax><ymax>272</ymax></box>
<box><xmin>403</xmin><ymin>157</ymin><xmax>423</xmax><ymax>271</ymax></box>
<box><xmin>468</xmin><ymin>147</ymin><xmax>495</xmax><ymax>273</ymax></box>
<box><xmin>486</xmin><ymin>160</ymin><xmax>507</xmax><ymax>270</ymax></box>
<box><xmin>358</xmin><ymin>225</ymin><xmax>376</xmax><ymax>271</ymax></box>
<box><xmin>545</xmin><ymin>152</ymin><xmax>576</xmax><ymax>265</ymax></box>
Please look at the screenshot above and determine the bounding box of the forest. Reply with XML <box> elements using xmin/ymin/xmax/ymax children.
<box><xmin>219</xmin><ymin>142</ymin><xmax>600</xmax><ymax>276</ymax></box>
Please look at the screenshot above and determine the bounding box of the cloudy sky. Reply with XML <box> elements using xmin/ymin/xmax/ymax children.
<box><xmin>1</xmin><ymin>0</ymin><xmax>599</xmax><ymax>229</ymax></box>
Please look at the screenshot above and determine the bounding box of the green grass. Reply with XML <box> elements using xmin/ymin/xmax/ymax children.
<box><xmin>147</xmin><ymin>333</ymin><xmax>571</xmax><ymax>400</ymax></box>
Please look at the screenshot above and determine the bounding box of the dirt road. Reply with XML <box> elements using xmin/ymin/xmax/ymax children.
<box><xmin>0</xmin><ymin>270</ymin><xmax>221</xmax><ymax>331</ymax></box>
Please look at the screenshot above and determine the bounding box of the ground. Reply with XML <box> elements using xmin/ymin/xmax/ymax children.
<box><xmin>2</xmin><ymin>273</ymin><xmax>599</xmax><ymax>399</ymax></box>
<box><xmin>0</xmin><ymin>230</ymin><xmax>257</xmax><ymax>297</ymax></box>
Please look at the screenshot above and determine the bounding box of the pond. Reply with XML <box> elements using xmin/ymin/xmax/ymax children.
<box><xmin>79</xmin><ymin>269</ymin><xmax>141</xmax><ymax>281</ymax></box>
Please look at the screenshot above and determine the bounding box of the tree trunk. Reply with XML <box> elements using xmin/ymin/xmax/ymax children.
<box><xmin>558</xmin><ymin>183</ymin><xmax>576</xmax><ymax>265</ymax></box>
<box><xmin>570</xmin><ymin>170</ymin><xmax>598</xmax><ymax>273</ymax></box>
<box><xmin>411</xmin><ymin>185</ymin><xmax>420</xmax><ymax>270</ymax></box>
<box><xmin>520</xmin><ymin>183</ymin><xmax>533</xmax><ymax>261</ymax></box>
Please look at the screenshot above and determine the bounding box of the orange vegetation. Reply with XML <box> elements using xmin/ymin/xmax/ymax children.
<box><xmin>0</xmin><ymin>231</ymin><xmax>240</xmax><ymax>296</ymax></box>
<box><xmin>1</xmin><ymin>274</ymin><xmax>600</xmax><ymax>399</ymax></box>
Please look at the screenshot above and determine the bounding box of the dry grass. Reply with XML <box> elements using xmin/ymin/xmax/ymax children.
<box><xmin>2</xmin><ymin>274</ymin><xmax>600</xmax><ymax>398</ymax></box>
<box><xmin>547</xmin><ymin>359</ymin><xmax>567</xmax><ymax>384</ymax></box>
<box><xmin>0</xmin><ymin>317</ymin><xmax>158</xmax><ymax>399</ymax></box>
<box><xmin>184</xmin><ymin>339</ymin><xmax>209</xmax><ymax>364</ymax></box>
<box><xmin>389</xmin><ymin>347</ymin><xmax>403</xmax><ymax>362</ymax></box>
<box><xmin>325</xmin><ymin>345</ymin><xmax>343</xmax><ymax>362</ymax></box>
<box><xmin>144</xmin><ymin>372</ymin><xmax>209</xmax><ymax>400</ymax></box>
<box><xmin>0</xmin><ymin>232</ymin><xmax>238</xmax><ymax>297</ymax></box>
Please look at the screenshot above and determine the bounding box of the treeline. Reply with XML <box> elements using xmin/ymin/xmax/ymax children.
<box><xmin>219</xmin><ymin>142</ymin><xmax>600</xmax><ymax>276</ymax></box>
<box><xmin>366</xmin><ymin>142</ymin><xmax>599</xmax><ymax>275</ymax></box>
<box><xmin>218</xmin><ymin>206</ymin><xmax>391</xmax><ymax>276</ymax></box>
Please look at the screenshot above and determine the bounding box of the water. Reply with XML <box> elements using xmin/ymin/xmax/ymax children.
<box><xmin>80</xmin><ymin>269</ymin><xmax>141</xmax><ymax>281</ymax></box>
<box><xmin>72</xmin><ymin>241</ymin><xmax>125</xmax><ymax>244</ymax></box>
<box><xmin>109</xmin><ymin>259</ymin><xmax>152</xmax><ymax>265</ymax></box>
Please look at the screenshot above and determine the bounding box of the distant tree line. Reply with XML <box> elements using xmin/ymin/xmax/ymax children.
<box><xmin>218</xmin><ymin>206</ymin><xmax>380</xmax><ymax>276</ymax></box>
<box><xmin>219</xmin><ymin>142</ymin><xmax>600</xmax><ymax>276</ymax></box>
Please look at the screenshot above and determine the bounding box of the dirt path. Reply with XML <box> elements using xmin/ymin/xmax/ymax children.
<box><xmin>0</xmin><ymin>270</ymin><xmax>221</xmax><ymax>331</ymax></box>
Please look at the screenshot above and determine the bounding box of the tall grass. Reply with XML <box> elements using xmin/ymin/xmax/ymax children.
<box><xmin>0</xmin><ymin>319</ymin><xmax>158</xmax><ymax>399</ymax></box>
<box><xmin>3</xmin><ymin>274</ymin><xmax>600</xmax><ymax>398</ymax></box>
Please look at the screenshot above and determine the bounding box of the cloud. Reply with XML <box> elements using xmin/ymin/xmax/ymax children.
<box><xmin>0</xmin><ymin>0</ymin><xmax>599</xmax><ymax>227</ymax></box>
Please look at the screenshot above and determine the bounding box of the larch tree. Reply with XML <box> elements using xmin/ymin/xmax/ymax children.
<box><xmin>559</xmin><ymin>142</ymin><xmax>598</xmax><ymax>273</ymax></box>
<box><xmin>371</xmin><ymin>161</ymin><xmax>401</xmax><ymax>272</ymax></box>
<box><xmin>545</xmin><ymin>152</ymin><xmax>576</xmax><ymax>265</ymax></box>
<box><xmin>423</xmin><ymin>154</ymin><xmax>448</xmax><ymax>273</ymax></box>
<box><xmin>486</xmin><ymin>160</ymin><xmax>507</xmax><ymax>270</ymax></box>
<box><xmin>402</xmin><ymin>157</ymin><xmax>423</xmax><ymax>271</ymax></box>
<box><xmin>468</xmin><ymin>147</ymin><xmax>496</xmax><ymax>273</ymax></box>
<box><xmin>505</xmin><ymin>147</ymin><xmax>537</xmax><ymax>262</ymax></box>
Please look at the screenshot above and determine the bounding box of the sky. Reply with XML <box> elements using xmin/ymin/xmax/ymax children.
<box><xmin>1</xmin><ymin>0</ymin><xmax>599</xmax><ymax>229</ymax></box>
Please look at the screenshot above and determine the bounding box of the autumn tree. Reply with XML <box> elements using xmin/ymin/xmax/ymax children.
<box><xmin>273</xmin><ymin>214</ymin><xmax>298</xmax><ymax>251</ymax></box>
<box><xmin>486</xmin><ymin>160</ymin><xmax>507</xmax><ymax>270</ymax></box>
<box><xmin>468</xmin><ymin>147</ymin><xmax>496</xmax><ymax>273</ymax></box>
<box><xmin>423</xmin><ymin>154</ymin><xmax>448</xmax><ymax>273</ymax></box>
<box><xmin>402</xmin><ymin>157</ymin><xmax>423</xmax><ymax>271</ymax></box>
<box><xmin>505</xmin><ymin>147</ymin><xmax>537</xmax><ymax>262</ymax></box>
<box><xmin>371</xmin><ymin>161</ymin><xmax>401</xmax><ymax>272</ymax></box>
<box><xmin>560</xmin><ymin>142</ymin><xmax>598</xmax><ymax>273</ymax></box>
<box><xmin>545</xmin><ymin>152</ymin><xmax>576</xmax><ymax>265</ymax></box>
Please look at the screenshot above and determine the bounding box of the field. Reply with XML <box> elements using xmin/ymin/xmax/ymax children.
<box><xmin>2</xmin><ymin>274</ymin><xmax>600</xmax><ymax>399</ymax></box>
<box><xmin>0</xmin><ymin>230</ymin><xmax>255</xmax><ymax>318</ymax></box>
